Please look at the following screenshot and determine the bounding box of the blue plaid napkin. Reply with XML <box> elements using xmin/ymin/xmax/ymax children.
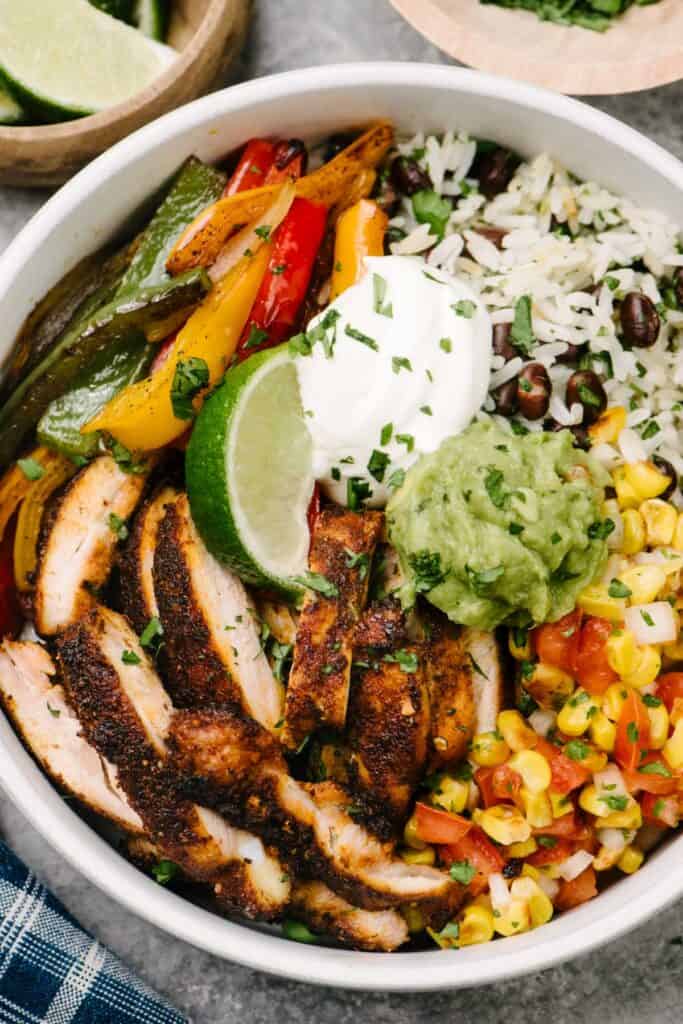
<box><xmin>0</xmin><ymin>841</ymin><xmax>186</xmax><ymax>1023</ymax></box>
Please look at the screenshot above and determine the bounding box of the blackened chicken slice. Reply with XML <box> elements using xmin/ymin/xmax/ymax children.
<box><xmin>0</xmin><ymin>639</ymin><xmax>143</xmax><ymax>834</ymax></box>
<box><xmin>169</xmin><ymin>707</ymin><xmax>463</xmax><ymax>920</ymax></box>
<box><xmin>290</xmin><ymin>881</ymin><xmax>409</xmax><ymax>952</ymax></box>
<box><xmin>153</xmin><ymin>494</ymin><xmax>284</xmax><ymax>731</ymax></box>
<box><xmin>425</xmin><ymin>619</ymin><xmax>476</xmax><ymax>771</ymax></box>
<box><xmin>34</xmin><ymin>455</ymin><xmax>149</xmax><ymax>636</ymax></box>
<box><xmin>283</xmin><ymin>508</ymin><xmax>383</xmax><ymax>750</ymax></box>
<box><xmin>461</xmin><ymin>628</ymin><xmax>504</xmax><ymax>734</ymax></box>
<box><xmin>55</xmin><ymin>606</ymin><xmax>290</xmax><ymax>920</ymax></box>
<box><xmin>119</xmin><ymin>484</ymin><xmax>179</xmax><ymax>634</ymax></box>
<box><xmin>352</xmin><ymin>597</ymin><xmax>405</xmax><ymax>649</ymax></box>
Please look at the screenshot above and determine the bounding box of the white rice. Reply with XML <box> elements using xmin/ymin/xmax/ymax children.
<box><xmin>391</xmin><ymin>132</ymin><xmax>683</xmax><ymax>500</ymax></box>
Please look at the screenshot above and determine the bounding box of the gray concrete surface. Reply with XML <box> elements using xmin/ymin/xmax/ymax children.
<box><xmin>2</xmin><ymin>1</ymin><xmax>683</xmax><ymax>1020</ymax></box>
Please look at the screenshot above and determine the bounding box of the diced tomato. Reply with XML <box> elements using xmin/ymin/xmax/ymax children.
<box><xmin>533</xmin><ymin>809</ymin><xmax>590</xmax><ymax>841</ymax></box>
<box><xmin>656</xmin><ymin>673</ymin><xmax>683</xmax><ymax>713</ymax></box>
<box><xmin>0</xmin><ymin>524</ymin><xmax>20</xmax><ymax>639</ymax></box>
<box><xmin>555</xmin><ymin>866</ymin><xmax>598</xmax><ymax>911</ymax></box>
<box><xmin>614</xmin><ymin>689</ymin><xmax>651</xmax><ymax>772</ymax></box>
<box><xmin>624</xmin><ymin>752</ymin><xmax>678</xmax><ymax>796</ymax></box>
<box><xmin>534</xmin><ymin>737</ymin><xmax>590</xmax><ymax>794</ymax></box>
<box><xmin>533</xmin><ymin>610</ymin><xmax>582</xmax><ymax>674</ymax></box>
<box><xmin>263</xmin><ymin>140</ymin><xmax>307</xmax><ymax>185</ymax></box>
<box><xmin>414</xmin><ymin>803</ymin><xmax>472</xmax><ymax>845</ymax></box>
<box><xmin>573</xmin><ymin>617</ymin><xmax>618</xmax><ymax>696</ymax></box>
<box><xmin>642</xmin><ymin>792</ymin><xmax>679</xmax><ymax>828</ymax></box>
<box><xmin>224</xmin><ymin>138</ymin><xmax>277</xmax><ymax>196</ymax></box>
<box><xmin>528</xmin><ymin>837</ymin><xmax>573</xmax><ymax>866</ymax></box>
<box><xmin>440</xmin><ymin>827</ymin><xmax>505</xmax><ymax>896</ymax></box>
<box><xmin>475</xmin><ymin>765</ymin><xmax>522</xmax><ymax>808</ymax></box>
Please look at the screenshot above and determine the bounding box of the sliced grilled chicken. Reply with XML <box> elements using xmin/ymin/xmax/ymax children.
<box><xmin>426</xmin><ymin>620</ymin><xmax>476</xmax><ymax>771</ymax></box>
<box><xmin>461</xmin><ymin>628</ymin><xmax>504</xmax><ymax>734</ymax></box>
<box><xmin>353</xmin><ymin>597</ymin><xmax>405</xmax><ymax>649</ymax></box>
<box><xmin>153</xmin><ymin>494</ymin><xmax>283</xmax><ymax>731</ymax></box>
<box><xmin>169</xmin><ymin>707</ymin><xmax>463</xmax><ymax>921</ymax></box>
<box><xmin>34</xmin><ymin>455</ymin><xmax>149</xmax><ymax>636</ymax></box>
<box><xmin>290</xmin><ymin>881</ymin><xmax>409</xmax><ymax>952</ymax></box>
<box><xmin>283</xmin><ymin>507</ymin><xmax>383</xmax><ymax>749</ymax></box>
<box><xmin>256</xmin><ymin>597</ymin><xmax>298</xmax><ymax>646</ymax></box>
<box><xmin>0</xmin><ymin>639</ymin><xmax>143</xmax><ymax>834</ymax></box>
<box><xmin>346</xmin><ymin>645</ymin><xmax>430</xmax><ymax>822</ymax></box>
<box><xmin>119</xmin><ymin>484</ymin><xmax>178</xmax><ymax>634</ymax></box>
<box><xmin>55</xmin><ymin>606</ymin><xmax>290</xmax><ymax>920</ymax></box>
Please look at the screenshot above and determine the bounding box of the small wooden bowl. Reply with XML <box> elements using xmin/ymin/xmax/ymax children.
<box><xmin>390</xmin><ymin>0</ymin><xmax>683</xmax><ymax>95</ymax></box>
<box><xmin>0</xmin><ymin>0</ymin><xmax>249</xmax><ymax>188</ymax></box>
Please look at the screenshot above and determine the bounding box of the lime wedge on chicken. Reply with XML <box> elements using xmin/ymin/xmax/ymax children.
<box><xmin>0</xmin><ymin>0</ymin><xmax>176</xmax><ymax>122</ymax></box>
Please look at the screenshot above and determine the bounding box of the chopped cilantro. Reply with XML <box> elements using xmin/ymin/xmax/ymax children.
<box><xmin>411</xmin><ymin>189</ymin><xmax>452</xmax><ymax>240</ymax></box>
<box><xmin>449</xmin><ymin>860</ymin><xmax>476</xmax><ymax>885</ymax></box>
<box><xmin>344</xmin><ymin>548</ymin><xmax>370</xmax><ymax>580</ymax></box>
<box><xmin>373</xmin><ymin>273</ymin><xmax>393</xmax><ymax>317</ymax></box>
<box><xmin>121</xmin><ymin>650</ymin><xmax>141</xmax><ymax>665</ymax></box>
<box><xmin>347</xmin><ymin>476</ymin><xmax>373</xmax><ymax>510</ymax></box>
<box><xmin>367</xmin><ymin>449</ymin><xmax>390</xmax><ymax>482</ymax></box>
<box><xmin>345</xmin><ymin>324</ymin><xmax>378</xmax><ymax>351</ymax></box>
<box><xmin>293</xmin><ymin>572</ymin><xmax>339</xmax><ymax>598</ymax></box>
<box><xmin>380</xmin><ymin>422</ymin><xmax>393</xmax><ymax>446</ymax></box>
<box><xmin>509</xmin><ymin>295</ymin><xmax>534</xmax><ymax>354</ymax></box>
<box><xmin>392</xmin><ymin>356</ymin><xmax>413</xmax><ymax>374</ymax></box>
<box><xmin>439</xmin><ymin>337</ymin><xmax>453</xmax><ymax>353</ymax></box>
<box><xmin>452</xmin><ymin>299</ymin><xmax>476</xmax><ymax>319</ymax></box>
<box><xmin>408</xmin><ymin>550</ymin><xmax>447</xmax><ymax>592</ymax></box>
<box><xmin>17</xmin><ymin>457</ymin><xmax>44</xmax><ymax>481</ymax></box>
<box><xmin>383</xmin><ymin>649</ymin><xmax>419</xmax><ymax>673</ymax></box>
<box><xmin>108</xmin><ymin>512</ymin><xmax>129</xmax><ymax>541</ymax></box>
<box><xmin>152</xmin><ymin>860</ymin><xmax>178</xmax><ymax>885</ymax></box>
<box><xmin>395</xmin><ymin>432</ymin><xmax>415</xmax><ymax>453</ymax></box>
<box><xmin>170</xmin><ymin>356</ymin><xmax>210</xmax><ymax>420</ymax></box>
<box><xmin>139</xmin><ymin>616</ymin><xmax>163</xmax><ymax>648</ymax></box>
<box><xmin>608</xmin><ymin>578</ymin><xmax>631</xmax><ymax>599</ymax></box>
<box><xmin>465</xmin><ymin>564</ymin><xmax>505</xmax><ymax>595</ymax></box>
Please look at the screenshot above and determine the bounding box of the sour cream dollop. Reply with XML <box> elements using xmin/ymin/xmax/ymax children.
<box><xmin>295</xmin><ymin>255</ymin><xmax>492</xmax><ymax>506</ymax></box>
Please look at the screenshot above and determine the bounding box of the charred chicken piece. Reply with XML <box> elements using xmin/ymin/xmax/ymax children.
<box><xmin>55</xmin><ymin>606</ymin><xmax>290</xmax><ymax>920</ymax></box>
<box><xmin>0</xmin><ymin>639</ymin><xmax>143</xmax><ymax>834</ymax></box>
<box><xmin>283</xmin><ymin>507</ymin><xmax>383</xmax><ymax>749</ymax></box>
<box><xmin>34</xmin><ymin>455</ymin><xmax>149</xmax><ymax>636</ymax></box>
<box><xmin>290</xmin><ymin>881</ymin><xmax>409</xmax><ymax>952</ymax></box>
<box><xmin>119</xmin><ymin>484</ymin><xmax>178</xmax><ymax>634</ymax></box>
<box><xmin>169</xmin><ymin>707</ymin><xmax>463</xmax><ymax>922</ymax></box>
<box><xmin>425</xmin><ymin>618</ymin><xmax>476</xmax><ymax>771</ymax></box>
<box><xmin>153</xmin><ymin>493</ymin><xmax>283</xmax><ymax>731</ymax></box>
<box><xmin>352</xmin><ymin>597</ymin><xmax>405</xmax><ymax>649</ymax></box>
<box><xmin>461</xmin><ymin>627</ymin><xmax>504</xmax><ymax>734</ymax></box>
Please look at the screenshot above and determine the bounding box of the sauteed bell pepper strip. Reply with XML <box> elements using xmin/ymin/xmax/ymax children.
<box><xmin>85</xmin><ymin>245</ymin><xmax>272</xmax><ymax>452</ymax></box>
<box><xmin>0</xmin><ymin>525</ymin><xmax>20</xmax><ymax>639</ymax></box>
<box><xmin>236</xmin><ymin>198</ymin><xmax>327</xmax><ymax>358</ymax></box>
<box><xmin>166</xmin><ymin>121</ymin><xmax>394</xmax><ymax>275</ymax></box>
<box><xmin>330</xmin><ymin>199</ymin><xmax>388</xmax><ymax>300</ymax></box>
<box><xmin>14</xmin><ymin>453</ymin><xmax>77</xmax><ymax>592</ymax></box>
<box><xmin>0</xmin><ymin>447</ymin><xmax>67</xmax><ymax>543</ymax></box>
<box><xmin>210</xmin><ymin>182</ymin><xmax>297</xmax><ymax>284</ymax></box>
<box><xmin>224</xmin><ymin>139</ymin><xmax>277</xmax><ymax>197</ymax></box>
<box><xmin>264</xmin><ymin>140</ymin><xmax>308</xmax><ymax>185</ymax></box>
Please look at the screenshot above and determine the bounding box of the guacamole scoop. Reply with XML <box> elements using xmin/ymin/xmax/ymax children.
<box><xmin>387</xmin><ymin>421</ymin><xmax>610</xmax><ymax>630</ymax></box>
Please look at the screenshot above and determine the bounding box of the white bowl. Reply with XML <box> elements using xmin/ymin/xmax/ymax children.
<box><xmin>1</xmin><ymin>63</ymin><xmax>683</xmax><ymax>992</ymax></box>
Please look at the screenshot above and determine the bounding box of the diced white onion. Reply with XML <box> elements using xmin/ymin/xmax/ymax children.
<box><xmin>488</xmin><ymin>873</ymin><xmax>510</xmax><ymax>909</ymax></box>
<box><xmin>557</xmin><ymin>850</ymin><xmax>594</xmax><ymax>882</ymax></box>
<box><xmin>624</xmin><ymin>601</ymin><xmax>678</xmax><ymax>645</ymax></box>
<box><xmin>594</xmin><ymin>763</ymin><xmax>628</xmax><ymax>798</ymax></box>
<box><xmin>535</xmin><ymin>873</ymin><xmax>560</xmax><ymax>900</ymax></box>
<box><xmin>618</xmin><ymin>428</ymin><xmax>648</xmax><ymax>464</ymax></box>
<box><xmin>597</xmin><ymin>828</ymin><xmax>628</xmax><ymax>853</ymax></box>
<box><xmin>210</xmin><ymin>181</ymin><xmax>296</xmax><ymax>282</ymax></box>
<box><xmin>634</xmin><ymin>550</ymin><xmax>683</xmax><ymax>574</ymax></box>
<box><xmin>529</xmin><ymin>708</ymin><xmax>557</xmax><ymax>737</ymax></box>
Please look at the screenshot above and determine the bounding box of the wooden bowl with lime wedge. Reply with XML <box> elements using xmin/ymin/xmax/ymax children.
<box><xmin>0</xmin><ymin>0</ymin><xmax>249</xmax><ymax>188</ymax></box>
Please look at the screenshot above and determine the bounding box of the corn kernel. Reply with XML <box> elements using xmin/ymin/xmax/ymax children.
<box><xmin>593</xmin><ymin>844</ymin><xmax>622</xmax><ymax>871</ymax></box>
<box><xmin>619</xmin><ymin>565</ymin><xmax>667</xmax><ymax>605</ymax></box>
<box><xmin>430</xmin><ymin>775</ymin><xmax>470</xmax><ymax>814</ymax></box>
<box><xmin>521</xmin><ymin>863</ymin><xmax>540</xmax><ymax>881</ymax></box>
<box><xmin>577</xmin><ymin>584</ymin><xmax>626</xmax><ymax>622</ymax></box>
<box><xmin>474</xmin><ymin>804</ymin><xmax>532</xmax><ymax>845</ymax></box>
<box><xmin>497</xmin><ymin>709</ymin><xmax>537</xmax><ymax>752</ymax></box>
<box><xmin>606</xmin><ymin>630</ymin><xmax>638</xmax><ymax>677</ymax></box>
<box><xmin>557</xmin><ymin>689</ymin><xmax>599</xmax><ymax>737</ymax></box>
<box><xmin>470</xmin><ymin>731</ymin><xmax>510</xmax><ymax>767</ymax></box>
<box><xmin>493</xmin><ymin>899</ymin><xmax>531</xmax><ymax>938</ymax></box>
<box><xmin>508</xmin><ymin>749</ymin><xmax>551</xmax><ymax>792</ymax></box>
<box><xmin>640</xmin><ymin>499</ymin><xmax>678</xmax><ymax>547</ymax></box>
<box><xmin>571</xmin><ymin>743</ymin><xmax>608</xmax><ymax>773</ymax></box>
<box><xmin>520</xmin><ymin>787</ymin><xmax>553</xmax><ymax>828</ymax></box>
<box><xmin>525</xmin><ymin>662</ymin><xmax>575</xmax><ymax>711</ymax></box>
<box><xmin>579</xmin><ymin>784</ymin><xmax>611</xmax><ymax>818</ymax></box>
<box><xmin>603</xmin><ymin>683</ymin><xmax>629</xmax><ymax>722</ymax></box>
<box><xmin>600</xmin><ymin>802</ymin><xmax>642</xmax><ymax>830</ymax></box>
<box><xmin>400</xmin><ymin>846</ymin><xmax>436</xmax><ymax>866</ymax></box>
<box><xmin>663</xmin><ymin>638</ymin><xmax>683</xmax><ymax>664</ymax></box>
<box><xmin>670</xmin><ymin>697</ymin><xmax>683</xmax><ymax>726</ymax></box>
<box><xmin>508</xmin><ymin>630</ymin><xmax>531</xmax><ymax>661</ymax></box>
<box><xmin>623</xmin><ymin>645</ymin><xmax>661</xmax><ymax>690</ymax></box>
<box><xmin>613</xmin><ymin>466</ymin><xmax>640</xmax><ymax>510</ymax></box>
<box><xmin>622</xmin><ymin>509</ymin><xmax>646</xmax><ymax>555</ymax></box>
<box><xmin>647</xmin><ymin>701</ymin><xmax>670</xmax><ymax>749</ymax></box>
<box><xmin>590</xmin><ymin>710</ymin><xmax>617</xmax><ymax>752</ymax></box>
<box><xmin>589</xmin><ymin>405</ymin><xmax>626</xmax><ymax>445</ymax></box>
<box><xmin>403</xmin><ymin>814</ymin><xmax>427</xmax><ymax>850</ymax></box>
<box><xmin>508</xmin><ymin>838</ymin><xmax>538</xmax><ymax>858</ymax></box>
<box><xmin>623</xmin><ymin>461</ymin><xmax>672</xmax><ymax>503</ymax></box>
<box><xmin>663</xmin><ymin>719</ymin><xmax>683</xmax><ymax>770</ymax></box>
<box><xmin>457</xmin><ymin>904</ymin><xmax>495</xmax><ymax>946</ymax></box>
<box><xmin>402</xmin><ymin>905</ymin><xmax>425</xmax><ymax>934</ymax></box>
<box><xmin>549</xmin><ymin>790</ymin><xmax>573</xmax><ymax>818</ymax></box>
<box><xmin>617</xmin><ymin>845</ymin><xmax>644</xmax><ymax>875</ymax></box>
<box><xmin>510</xmin><ymin>877</ymin><xmax>554</xmax><ymax>928</ymax></box>
<box><xmin>673</xmin><ymin>513</ymin><xmax>683</xmax><ymax>553</ymax></box>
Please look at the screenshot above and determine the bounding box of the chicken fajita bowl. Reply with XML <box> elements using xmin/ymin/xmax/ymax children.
<box><xmin>1</xmin><ymin>65</ymin><xmax>683</xmax><ymax>989</ymax></box>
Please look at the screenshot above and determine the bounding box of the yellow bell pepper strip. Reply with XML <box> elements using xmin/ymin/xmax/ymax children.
<box><xmin>166</xmin><ymin>122</ymin><xmax>394</xmax><ymax>276</ymax></box>
<box><xmin>0</xmin><ymin>447</ymin><xmax>67</xmax><ymax>544</ymax></box>
<box><xmin>330</xmin><ymin>199</ymin><xmax>388</xmax><ymax>299</ymax></box>
<box><xmin>85</xmin><ymin>244</ymin><xmax>272</xmax><ymax>452</ymax></box>
<box><xmin>14</xmin><ymin>453</ymin><xmax>77</xmax><ymax>592</ymax></box>
<box><xmin>330</xmin><ymin>167</ymin><xmax>378</xmax><ymax>220</ymax></box>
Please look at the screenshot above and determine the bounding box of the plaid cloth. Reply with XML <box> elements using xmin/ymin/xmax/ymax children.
<box><xmin>0</xmin><ymin>842</ymin><xmax>186</xmax><ymax>1023</ymax></box>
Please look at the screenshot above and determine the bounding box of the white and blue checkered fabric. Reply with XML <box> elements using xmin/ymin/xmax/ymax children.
<box><xmin>0</xmin><ymin>843</ymin><xmax>186</xmax><ymax>1023</ymax></box>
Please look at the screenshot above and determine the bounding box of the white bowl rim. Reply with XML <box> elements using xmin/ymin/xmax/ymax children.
<box><xmin>2</xmin><ymin>61</ymin><xmax>683</xmax><ymax>992</ymax></box>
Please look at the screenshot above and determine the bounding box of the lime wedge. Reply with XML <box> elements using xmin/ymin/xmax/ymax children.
<box><xmin>0</xmin><ymin>83</ymin><xmax>23</xmax><ymax>125</ymax></box>
<box><xmin>133</xmin><ymin>0</ymin><xmax>170</xmax><ymax>41</ymax></box>
<box><xmin>0</xmin><ymin>0</ymin><xmax>176</xmax><ymax>122</ymax></box>
<box><xmin>186</xmin><ymin>346</ymin><xmax>315</xmax><ymax>598</ymax></box>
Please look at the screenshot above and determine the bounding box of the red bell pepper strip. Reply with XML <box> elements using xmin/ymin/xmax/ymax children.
<box><xmin>440</xmin><ymin>828</ymin><xmax>505</xmax><ymax>896</ymax></box>
<box><xmin>224</xmin><ymin>138</ymin><xmax>277</xmax><ymax>197</ymax></box>
<box><xmin>264</xmin><ymin>140</ymin><xmax>307</xmax><ymax>185</ymax></box>
<box><xmin>614</xmin><ymin>689</ymin><xmax>650</xmax><ymax>772</ymax></box>
<box><xmin>306</xmin><ymin>482</ymin><xmax>321</xmax><ymax>539</ymax></box>
<box><xmin>414</xmin><ymin>803</ymin><xmax>472</xmax><ymax>845</ymax></box>
<box><xmin>237</xmin><ymin>197</ymin><xmax>327</xmax><ymax>358</ymax></box>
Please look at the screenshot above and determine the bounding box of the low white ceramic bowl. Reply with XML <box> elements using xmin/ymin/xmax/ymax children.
<box><xmin>1</xmin><ymin>63</ymin><xmax>683</xmax><ymax>992</ymax></box>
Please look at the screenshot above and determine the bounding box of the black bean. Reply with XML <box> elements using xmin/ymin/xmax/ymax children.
<box><xmin>653</xmin><ymin>455</ymin><xmax>678</xmax><ymax>501</ymax></box>
<box><xmin>517</xmin><ymin>363</ymin><xmax>551</xmax><ymax>420</ymax></box>
<box><xmin>674</xmin><ymin>269</ymin><xmax>683</xmax><ymax>309</ymax></box>
<box><xmin>492</xmin><ymin>323</ymin><xmax>516</xmax><ymax>363</ymax></box>
<box><xmin>547</xmin><ymin>421</ymin><xmax>591</xmax><ymax>451</ymax></box>
<box><xmin>565</xmin><ymin>370</ymin><xmax>607</xmax><ymax>426</ymax></box>
<box><xmin>323</xmin><ymin>133</ymin><xmax>355</xmax><ymax>163</ymax></box>
<box><xmin>373</xmin><ymin>172</ymin><xmax>400</xmax><ymax>217</ymax></box>
<box><xmin>273</xmin><ymin>138</ymin><xmax>308</xmax><ymax>174</ymax></box>
<box><xmin>493</xmin><ymin>378</ymin><xmax>519</xmax><ymax>417</ymax></box>
<box><xmin>502</xmin><ymin>858</ymin><xmax>524</xmax><ymax>880</ymax></box>
<box><xmin>554</xmin><ymin>341</ymin><xmax>587</xmax><ymax>366</ymax></box>
<box><xmin>390</xmin><ymin>156</ymin><xmax>433</xmax><ymax>197</ymax></box>
<box><xmin>471</xmin><ymin>147</ymin><xmax>518</xmax><ymax>199</ymax></box>
<box><xmin>620</xmin><ymin>292</ymin><xmax>660</xmax><ymax>349</ymax></box>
